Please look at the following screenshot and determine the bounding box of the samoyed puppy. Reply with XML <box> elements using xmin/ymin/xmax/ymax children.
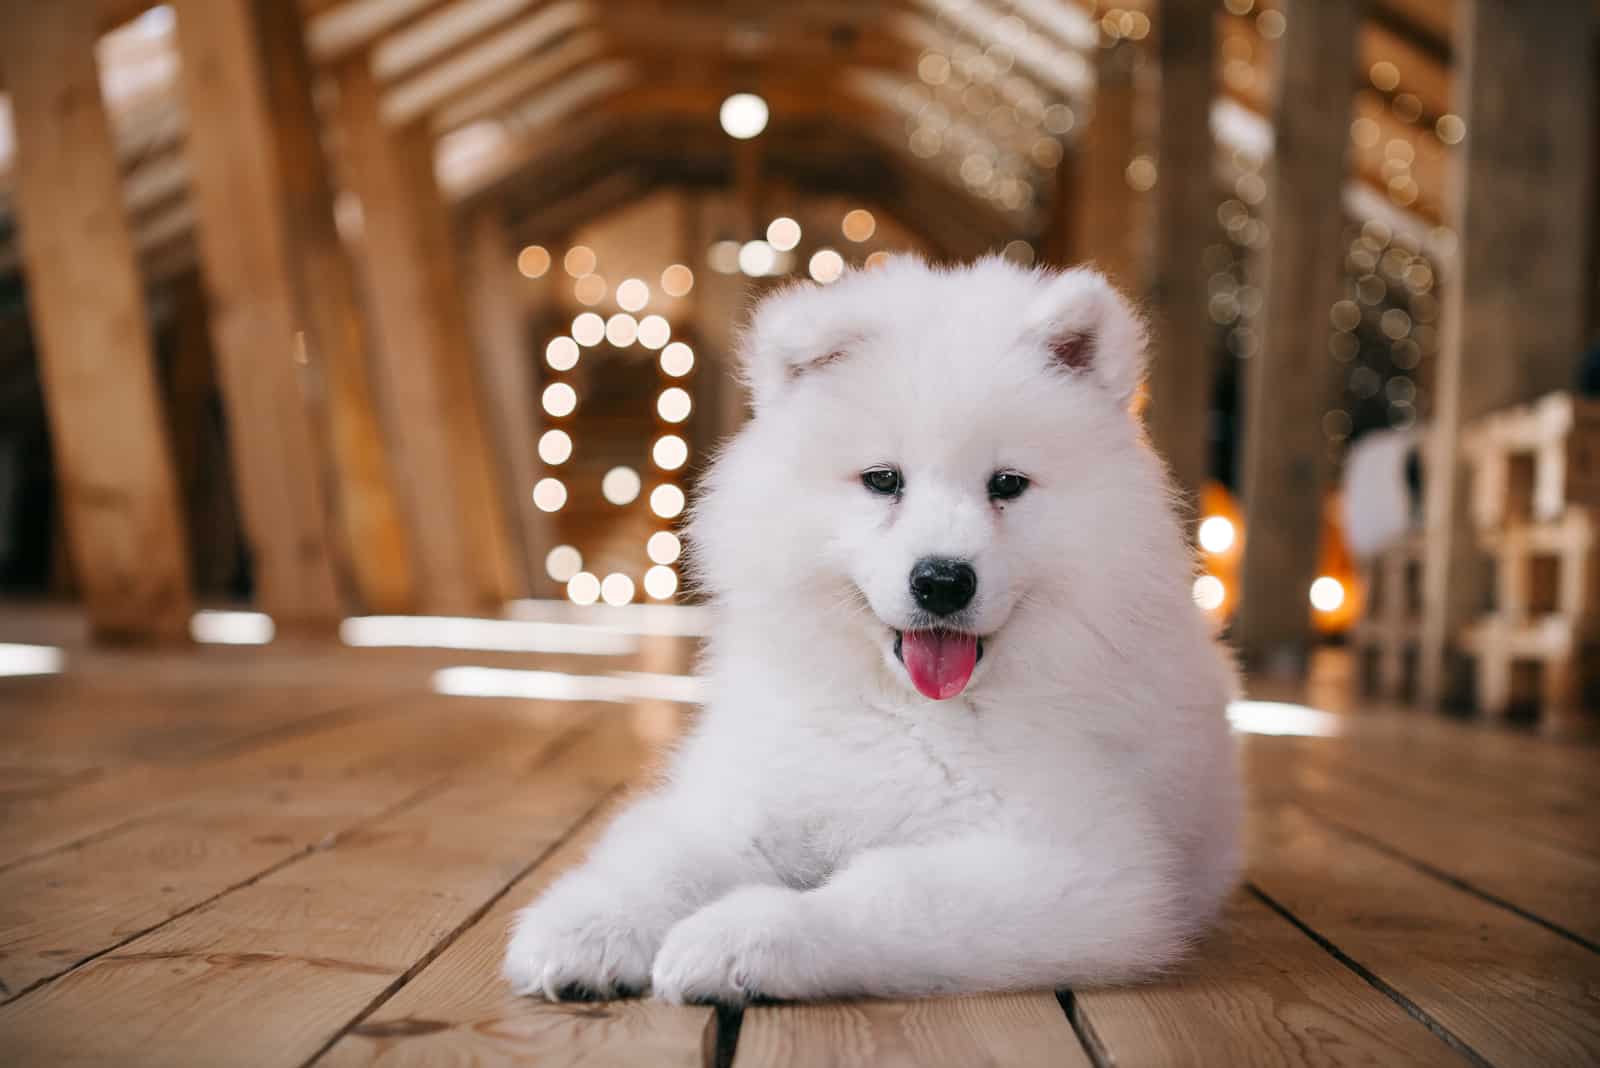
<box><xmin>505</xmin><ymin>257</ymin><xmax>1240</xmax><ymax>1003</ymax></box>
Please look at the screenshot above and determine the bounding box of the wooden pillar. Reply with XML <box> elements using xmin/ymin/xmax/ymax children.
<box><xmin>465</xmin><ymin>205</ymin><xmax>544</xmax><ymax>597</ymax></box>
<box><xmin>0</xmin><ymin>2</ymin><xmax>193</xmax><ymax>640</ymax></box>
<box><xmin>1145</xmin><ymin>0</ymin><xmax>1217</xmax><ymax>515</ymax></box>
<box><xmin>172</xmin><ymin>0</ymin><xmax>343</xmax><ymax>625</ymax></box>
<box><xmin>1233</xmin><ymin>0</ymin><xmax>1359</xmax><ymax>673</ymax></box>
<box><xmin>1074</xmin><ymin>38</ymin><xmax>1141</xmax><ymax>289</ymax></box>
<box><xmin>251</xmin><ymin>0</ymin><xmax>417</xmax><ymax>614</ymax></box>
<box><xmin>334</xmin><ymin>56</ymin><xmax>517</xmax><ymax>614</ymax></box>
<box><xmin>1418</xmin><ymin>0</ymin><xmax>1596</xmax><ymax>705</ymax></box>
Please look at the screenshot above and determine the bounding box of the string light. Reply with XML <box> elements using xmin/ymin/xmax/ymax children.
<box><xmin>720</xmin><ymin>92</ymin><xmax>769</xmax><ymax>139</ymax></box>
<box><xmin>767</xmin><ymin>217</ymin><xmax>802</xmax><ymax>251</ymax></box>
<box><xmin>657</xmin><ymin>388</ymin><xmax>692</xmax><ymax>423</ymax></box>
<box><xmin>644</xmin><ymin>565</ymin><xmax>679</xmax><ymax>600</ymax></box>
<box><xmin>616</xmin><ymin>278</ymin><xmax>650</xmax><ymax>312</ymax></box>
<box><xmin>651</xmin><ymin>484</ymin><xmax>686</xmax><ymax>518</ymax></box>
<box><xmin>538</xmin><ymin>429</ymin><xmax>573</xmax><ymax>465</ymax></box>
<box><xmin>517</xmin><ymin>245</ymin><xmax>551</xmax><ymax>278</ymax></box>
<box><xmin>842</xmin><ymin>209</ymin><xmax>876</xmax><ymax>242</ymax></box>
<box><xmin>602</xmin><ymin>466</ymin><xmax>642</xmax><ymax>506</ymax></box>
<box><xmin>660</xmin><ymin>342</ymin><xmax>695</xmax><ymax>377</ymax></box>
<box><xmin>567</xmin><ymin>572</ymin><xmax>601</xmax><ymax>605</ymax></box>
<box><xmin>572</xmin><ymin>313</ymin><xmax>605</xmax><ymax>346</ymax></box>
<box><xmin>532</xmin><ymin>477</ymin><xmax>568</xmax><ymax>512</ymax></box>
<box><xmin>605</xmin><ymin>313</ymin><xmax>639</xmax><ymax>347</ymax></box>
<box><xmin>542</xmin><ymin>382</ymin><xmax>577</xmax><ymax>417</ymax></box>
<box><xmin>809</xmin><ymin>248</ymin><xmax>845</xmax><ymax>284</ymax></box>
<box><xmin>647</xmin><ymin>531</ymin><xmax>681</xmax><ymax>565</ymax></box>
<box><xmin>637</xmin><ymin>315</ymin><xmax>671</xmax><ymax>350</ymax></box>
<box><xmin>661</xmin><ymin>264</ymin><xmax>695</xmax><ymax>296</ymax></box>
<box><xmin>564</xmin><ymin>246</ymin><xmax>597</xmax><ymax>278</ymax></box>
<box><xmin>739</xmin><ymin>240</ymin><xmax>777</xmax><ymax>277</ymax></box>
<box><xmin>573</xmin><ymin>273</ymin><xmax>607</xmax><ymax>305</ymax></box>
<box><xmin>652</xmin><ymin>434</ymin><xmax>688</xmax><ymax>471</ymax></box>
<box><xmin>601</xmin><ymin>573</ymin><xmax>636</xmax><ymax>606</ymax></box>
<box><xmin>545</xmin><ymin>545</ymin><xmax>582</xmax><ymax>582</ymax></box>
<box><xmin>546</xmin><ymin>337</ymin><xmax>579</xmax><ymax>371</ymax></box>
<box><xmin>707</xmin><ymin>241</ymin><xmax>742</xmax><ymax>274</ymax></box>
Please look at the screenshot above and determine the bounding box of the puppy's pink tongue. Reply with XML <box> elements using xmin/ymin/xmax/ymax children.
<box><xmin>901</xmin><ymin>629</ymin><xmax>978</xmax><ymax>700</ymax></box>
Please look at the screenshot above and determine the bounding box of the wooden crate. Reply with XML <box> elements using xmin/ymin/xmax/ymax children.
<box><xmin>1462</xmin><ymin>391</ymin><xmax>1600</xmax><ymax>530</ymax></box>
<box><xmin>1352</xmin><ymin>531</ymin><xmax>1426</xmax><ymax>701</ymax></box>
<box><xmin>1465</xmin><ymin>512</ymin><xmax>1600</xmax><ymax>729</ymax></box>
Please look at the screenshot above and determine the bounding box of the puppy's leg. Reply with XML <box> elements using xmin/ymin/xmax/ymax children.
<box><xmin>650</xmin><ymin>833</ymin><xmax>1184</xmax><ymax>1003</ymax></box>
<box><xmin>504</xmin><ymin>792</ymin><xmax>767</xmax><ymax>999</ymax></box>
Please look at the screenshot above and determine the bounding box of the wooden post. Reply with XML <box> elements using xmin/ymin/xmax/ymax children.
<box><xmin>1145</xmin><ymin>0</ymin><xmax>1217</xmax><ymax>515</ymax></box>
<box><xmin>1233</xmin><ymin>0</ymin><xmax>1360</xmax><ymax>673</ymax></box>
<box><xmin>1418</xmin><ymin>0</ymin><xmax>1596</xmax><ymax>706</ymax></box>
<box><xmin>464</xmin><ymin>205</ymin><xmax>545</xmax><ymax>597</ymax></box>
<box><xmin>334</xmin><ymin>56</ymin><xmax>517</xmax><ymax>614</ymax></box>
<box><xmin>0</xmin><ymin>2</ymin><xmax>193</xmax><ymax>640</ymax></box>
<box><xmin>1074</xmin><ymin>38</ymin><xmax>1140</xmax><ymax>289</ymax></box>
<box><xmin>251</xmin><ymin>0</ymin><xmax>417</xmax><ymax>614</ymax></box>
<box><xmin>172</xmin><ymin>0</ymin><xmax>344</xmax><ymax>626</ymax></box>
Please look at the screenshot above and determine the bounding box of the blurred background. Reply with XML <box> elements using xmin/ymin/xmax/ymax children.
<box><xmin>0</xmin><ymin>0</ymin><xmax>1594</xmax><ymax>724</ymax></box>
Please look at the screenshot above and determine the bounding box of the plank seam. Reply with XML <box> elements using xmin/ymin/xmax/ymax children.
<box><xmin>1055</xmin><ymin>989</ymin><xmax>1113</xmax><ymax>1068</ymax></box>
<box><xmin>0</xmin><ymin>774</ymin><xmax>456</xmax><ymax>1008</ymax></box>
<box><xmin>0</xmin><ymin>811</ymin><xmax>158</xmax><ymax>878</ymax></box>
<box><xmin>297</xmin><ymin>727</ymin><xmax>614</xmax><ymax>1067</ymax></box>
<box><xmin>708</xmin><ymin>1003</ymin><xmax>743</xmax><ymax>1068</ymax></box>
<box><xmin>1296</xmin><ymin>801</ymin><xmax>1600</xmax><ymax>956</ymax></box>
<box><xmin>1245</xmin><ymin>882</ymin><xmax>1496</xmax><ymax>1068</ymax></box>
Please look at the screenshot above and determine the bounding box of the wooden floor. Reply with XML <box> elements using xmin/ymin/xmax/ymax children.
<box><xmin>1</xmin><ymin>607</ymin><xmax>1597</xmax><ymax>1067</ymax></box>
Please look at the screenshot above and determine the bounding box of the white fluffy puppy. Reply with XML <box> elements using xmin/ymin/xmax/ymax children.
<box><xmin>505</xmin><ymin>257</ymin><xmax>1240</xmax><ymax>1004</ymax></box>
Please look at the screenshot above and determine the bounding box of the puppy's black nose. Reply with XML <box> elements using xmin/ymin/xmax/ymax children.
<box><xmin>909</xmin><ymin>558</ymin><xmax>977</xmax><ymax>616</ymax></box>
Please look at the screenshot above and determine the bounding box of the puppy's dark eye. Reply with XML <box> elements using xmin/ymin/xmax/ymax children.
<box><xmin>988</xmin><ymin>471</ymin><xmax>1029</xmax><ymax>500</ymax></box>
<box><xmin>861</xmin><ymin>467</ymin><xmax>903</xmax><ymax>496</ymax></box>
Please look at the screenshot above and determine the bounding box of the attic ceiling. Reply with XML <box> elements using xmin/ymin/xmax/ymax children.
<box><xmin>0</xmin><ymin>0</ymin><xmax>1465</xmax><ymax>292</ymax></box>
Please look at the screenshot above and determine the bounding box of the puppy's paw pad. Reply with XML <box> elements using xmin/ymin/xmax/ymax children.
<box><xmin>503</xmin><ymin>901</ymin><xmax>658</xmax><ymax>1000</ymax></box>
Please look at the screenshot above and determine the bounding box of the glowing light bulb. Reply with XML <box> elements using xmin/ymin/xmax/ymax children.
<box><xmin>766</xmin><ymin>217</ymin><xmax>802</xmax><ymax>251</ymax></box>
<box><xmin>644</xmin><ymin>565</ymin><xmax>679</xmax><ymax>600</ymax></box>
<box><xmin>616</xmin><ymin>278</ymin><xmax>650</xmax><ymax>312</ymax></box>
<box><xmin>1192</xmin><ymin>575</ymin><xmax>1225</xmax><ymax>611</ymax></box>
<box><xmin>601</xmin><ymin>466</ymin><xmax>642</xmax><ymax>506</ymax></box>
<box><xmin>517</xmin><ymin>245</ymin><xmax>551</xmax><ymax>278</ymax></box>
<box><xmin>647</xmin><ymin>531</ymin><xmax>681</xmax><ymax>565</ymax></box>
<box><xmin>841</xmin><ymin>209</ymin><xmax>876</xmax><ymax>242</ymax></box>
<box><xmin>567</xmin><ymin>571</ymin><xmax>600</xmax><ymax>605</ymax></box>
<box><xmin>809</xmin><ymin>248</ymin><xmax>844</xmax><ymax>284</ymax></box>
<box><xmin>660</xmin><ymin>342</ymin><xmax>695</xmax><ymax>377</ymax></box>
<box><xmin>601</xmin><ymin>572</ymin><xmax>636</xmax><ymax>606</ymax></box>
<box><xmin>651</xmin><ymin>484</ymin><xmax>686</xmax><ymax>518</ymax></box>
<box><xmin>532</xmin><ymin>477</ymin><xmax>567</xmax><ymax>512</ymax></box>
<box><xmin>1197</xmin><ymin>516</ymin><xmax>1235</xmax><ymax>555</ymax></box>
<box><xmin>652</xmin><ymin>434</ymin><xmax>688</xmax><ymax>471</ymax></box>
<box><xmin>657</xmin><ymin>387</ymin><xmax>692</xmax><ymax>423</ymax></box>
<box><xmin>637</xmin><ymin>315</ymin><xmax>671</xmax><ymax>350</ymax></box>
<box><xmin>542</xmin><ymin>382</ymin><xmax>577</xmax><ymax>417</ymax></box>
<box><xmin>1309</xmin><ymin>577</ymin><xmax>1345</xmax><ymax>613</ymax></box>
<box><xmin>572</xmin><ymin>312</ymin><xmax>605</xmax><ymax>346</ymax></box>
<box><xmin>545</xmin><ymin>545</ymin><xmax>582</xmax><ymax>582</ymax></box>
<box><xmin>537</xmin><ymin>429</ymin><xmax>572</xmax><ymax>465</ymax></box>
<box><xmin>605</xmin><ymin>313</ymin><xmax>638</xmax><ymax>347</ymax></box>
<box><xmin>546</xmin><ymin>336</ymin><xmax>579</xmax><ymax>370</ymax></box>
<box><xmin>720</xmin><ymin>92</ymin><xmax>769</xmax><ymax>139</ymax></box>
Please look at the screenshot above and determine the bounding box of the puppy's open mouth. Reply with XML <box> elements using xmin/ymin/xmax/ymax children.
<box><xmin>893</xmin><ymin>629</ymin><xmax>985</xmax><ymax>701</ymax></box>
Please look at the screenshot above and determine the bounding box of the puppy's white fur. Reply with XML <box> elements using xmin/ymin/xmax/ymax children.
<box><xmin>505</xmin><ymin>257</ymin><xmax>1240</xmax><ymax>1003</ymax></box>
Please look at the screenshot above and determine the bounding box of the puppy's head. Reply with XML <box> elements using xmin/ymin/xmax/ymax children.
<box><xmin>692</xmin><ymin>256</ymin><xmax>1176</xmax><ymax>702</ymax></box>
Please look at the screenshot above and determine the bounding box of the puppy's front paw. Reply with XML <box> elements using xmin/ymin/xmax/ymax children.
<box><xmin>650</xmin><ymin>886</ymin><xmax>820</xmax><ymax>1005</ymax></box>
<box><xmin>503</xmin><ymin>897</ymin><xmax>659</xmax><ymax>1000</ymax></box>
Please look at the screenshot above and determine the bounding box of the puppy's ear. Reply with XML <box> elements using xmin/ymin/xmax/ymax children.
<box><xmin>1023</xmin><ymin>268</ymin><xmax>1147</xmax><ymax>407</ymax></box>
<box><xmin>738</xmin><ymin>282</ymin><xmax>866</xmax><ymax>409</ymax></box>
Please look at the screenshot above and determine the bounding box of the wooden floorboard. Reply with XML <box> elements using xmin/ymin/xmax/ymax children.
<box><xmin>1248</xmin><ymin>803</ymin><xmax>1600</xmax><ymax>1067</ymax></box>
<box><xmin>0</xmin><ymin>721</ymin><xmax>628</xmax><ymax>1065</ymax></box>
<box><xmin>736</xmin><ymin>994</ymin><xmax>1092</xmax><ymax>1068</ymax></box>
<box><xmin>1072</xmin><ymin>891</ymin><xmax>1471</xmax><ymax>1066</ymax></box>
<box><xmin>1</xmin><ymin>626</ymin><xmax>1596</xmax><ymax>1066</ymax></box>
